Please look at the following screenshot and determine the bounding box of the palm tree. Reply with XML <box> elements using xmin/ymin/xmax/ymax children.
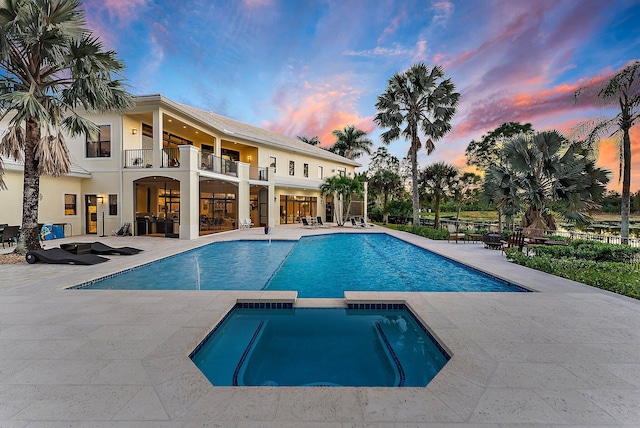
<box><xmin>574</xmin><ymin>60</ymin><xmax>640</xmax><ymax>241</ymax></box>
<box><xmin>297</xmin><ymin>135</ymin><xmax>321</xmax><ymax>146</ymax></box>
<box><xmin>420</xmin><ymin>162</ymin><xmax>458</xmax><ymax>228</ymax></box>
<box><xmin>486</xmin><ymin>131</ymin><xmax>610</xmax><ymax>230</ymax></box>
<box><xmin>374</xmin><ymin>63</ymin><xmax>460</xmax><ymax>225</ymax></box>
<box><xmin>451</xmin><ymin>172</ymin><xmax>481</xmax><ymax>224</ymax></box>
<box><xmin>369</xmin><ymin>169</ymin><xmax>402</xmax><ymax>224</ymax></box>
<box><xmin>320</xmin><ymin>175</ymin><xmax>364</xmax><ymax>226</ymax></box>
<box><xmin>0</xmin><ymin>0</ymin><xmax>133</xmax><ymax>254</ymax></box>
<box><xmin>328</xmin><ymin>125</ymin><xmax>373</xmax><ymax>160</ymax></box>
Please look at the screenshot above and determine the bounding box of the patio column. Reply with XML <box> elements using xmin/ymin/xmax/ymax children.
<box><xmin>237</xmin><ymin>162</ymin><xmax>250</xmax><ymax>227</ymax></box>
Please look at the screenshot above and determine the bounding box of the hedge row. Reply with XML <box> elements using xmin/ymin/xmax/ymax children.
<box><xmin>527</xmin><ymin>239</ymin><xmax>640</xmax><ymax>264</ymax></box>
<box><xmin>506</xmin><ymin>248</ymin><xmax>640</xmax><ymax>299</ymax></box>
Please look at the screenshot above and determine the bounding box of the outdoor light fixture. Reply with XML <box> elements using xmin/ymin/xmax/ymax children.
<box><xmin>247</xmin><ymin>155</ymin><xmax>252</xmax><ymax>162</ymax></box>
<box><xmin>131</xmin><ymin>127</ymin><xmax>138</xmax><ymax>135</ymax></box>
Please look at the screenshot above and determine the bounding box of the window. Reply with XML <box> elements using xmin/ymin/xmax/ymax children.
<box><xmin>269</xmin><ymin>156</ymin><xmax>276</xmax><ymax>174</ymax></box>
<box><xmin>64</xmin><ymin>194</ymin><xmax>77</xmax><ymax>215</ymax></box>
<box><xmin>289</xmin><ymin>160</ymin><xmax>295</xmax><ymax>176</ymax></box>
<box><xmin>108</xmin><ymin>194</ymin><xmax>118</xmax><ymax>216</ymax></box>
<box><xmin>337</xmin><ymin>166</ymin><xmax>346</xmax><ymax>177</ymax></box>
<box><xmin>303</xmin><ymin>163</ymin><xmax>309</xmax><ymax>178</ymax></box>
<box><xmin>318</xmin><ymin>165</ymin><xmax>324</xmax><ymax>179</ymax></box>
<box><xmin>86</xmin><ymin>125</ymin><xmax>111</xmax><ymax>158</ymax></box>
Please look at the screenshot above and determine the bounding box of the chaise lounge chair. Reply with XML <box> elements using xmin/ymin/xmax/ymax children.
<box><xmin>301</xmin><ymin>217</ymin><xmax>314</xmax><ymax>228</ymax></box>
<box><xmin>350</xmin><ymin>218</ymin><xmax>365</xmax><ymax>227</ymax></box>
<box><xmin>26</xmin><ymin>248</ymin><xmax>109</xmax><ymax>265</ymax></box>
<box><xmin>90</xmin><ymin>242</ymin><xmax>142</xmax><ymax>255</ymax></box>
<box><xmin>316</xmin><ymin>216</ymin><xmax>329</xmax><ymax>228</ymax></box>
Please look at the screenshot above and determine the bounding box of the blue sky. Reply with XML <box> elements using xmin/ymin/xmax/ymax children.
<box><xmin>83</xmin><ymin>0</ymin><xmax>640</xmax><ymax>190</ymax></box>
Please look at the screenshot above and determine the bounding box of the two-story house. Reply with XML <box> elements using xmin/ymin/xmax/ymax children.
<box><xmin>0</xmin><ymin>94</ymin><xmax>361</xmax><ymax>239</ymax></box>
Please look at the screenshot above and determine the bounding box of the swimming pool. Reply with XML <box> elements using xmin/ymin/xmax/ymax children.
<box><xmin>190</xmin><ymin>306</ymin><xmax>449</xmax><ymax>387</ymax></box>
<box><xmin>80</xmin><ymin>233</ymin><xmax>526</xmax><ymax>296</ymax></box>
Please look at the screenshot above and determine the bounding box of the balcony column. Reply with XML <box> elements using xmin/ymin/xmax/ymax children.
<box><xmin>237</xmin><ymin>162</ymin><xmax>250</xmax><ymax>227</ymax></box>
<box><xmin>152</xmin><ymin>110</ymin><xmax>163</xmax><ymax>168</ymax></box>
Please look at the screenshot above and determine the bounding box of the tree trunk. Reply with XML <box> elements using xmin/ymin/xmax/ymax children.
<box><xmin>621</xmin><ymin>124</ymin><xmax>631</xmax><ymax>243</ymax></box>
<box><xmin>382</xmin><ymin>191</ymin><xmax>389</xmax><ymax>224</ymax></box>
<box><xmin>16</xmin><ymin>116</ymin><xmax>42</xmax><ymax>254</ymax></box>
<box><xmin>410</xmin><ymin>136</ymin><xmax>420</xmax><ymax>226</ymax></box>
<box><xmin>434</xmin><ymin>194</ymin><xmax>441</xmax><ymax>228</ymax></box>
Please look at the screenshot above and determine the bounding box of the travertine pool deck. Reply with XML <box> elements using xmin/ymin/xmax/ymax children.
<box><xmin>1</xmin><ymin>226</ymin><xmax>640</xmax><ymax>426</ymax></box>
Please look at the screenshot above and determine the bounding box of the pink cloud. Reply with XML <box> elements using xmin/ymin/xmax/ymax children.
<box><xmin>82</xmin><ymin>0</ymin><xmax>149</xmax><ymax>47</ymax></box>
<box><xmin>378</xmin><ymin>11</ymin><xmax>407</xmax><ymax>43</ymax></box>
<box><xmin>262</xmin><ymin>78</ymin><xmax>374</xmax><ymax>147</ymax></box>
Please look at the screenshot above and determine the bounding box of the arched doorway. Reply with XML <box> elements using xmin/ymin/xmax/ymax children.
<box><xmin>133</xmin><ymin>176</ymin><xmax>180</xmax><ymax>238</ymax></box>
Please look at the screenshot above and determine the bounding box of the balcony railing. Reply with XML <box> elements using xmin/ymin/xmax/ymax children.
<box><xmin>124</xmin><ymin>149</ymin><xmax>153</xmax><ymax>168</ymax></box>
<box><xmin>162</xmin><ymin>148</ymin><xmax>181</xmax><ymax>168</ymax></box>
<box><xmin>249</xmin><ymin>165</ymin><xmax>269</xmax><ymax>181</ymax></box>
<box><xmin>200</xmin><ymin>152</ymin><xmax>237</xmax><ymax>177</ymax></box>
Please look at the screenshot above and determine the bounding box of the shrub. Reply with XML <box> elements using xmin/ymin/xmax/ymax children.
<box><xmin>396</xmin><ymin>224</ymin><xmax>449</xmax><ymax>240</ymax></box>
<box><xmin>528</xmin><ymin>239</ymin><xmax>640</xmax><ymax>264</ymax></box>
<box><xmin>505</xmin><ymin>248</ymin><xmax>640</xmax><ymax>299</ymax></box>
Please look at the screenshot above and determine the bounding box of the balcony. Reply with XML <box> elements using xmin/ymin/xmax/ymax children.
<box><xmin>200</xmin><ymin>152</ymin><xmax>237</xmax><ymax>177</ymax></box>
<box><xmin>249</xmin><ymin>165</ymin><xmax>269</xmax><ymax>181</ymax></box>
<box><xmin>124</xmin><ymin>149</ymin><xmax>153</xmax><ymax>168</ymax></box>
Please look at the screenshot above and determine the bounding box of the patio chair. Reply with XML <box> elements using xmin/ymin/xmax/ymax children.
<box><xmin>245</xmin><ymin>218</ymin><xmax>254</xmax><ymax>228</ymax></box>
<box><xmin>316</xmin><ymin>216</ymin><xmax>329</xmax><ymax>228</ymax></box>
<box><xmin>25</xmin><ymin>248</ymin><xmax>109</xmax><ymax>265</ymax></box>
<box><xmin>446</xmin><ymin>224</ymin><xmax>465</xmax><ymax>243</ymax></box>
<box><xmin>359</xmin><ymin>217</ymin><xmax>374</xmax><ymax>227</ymax></box>
<box><xmin>350</xmin><ymin>218</ymin><xmax>364</xmax><ymax>227</ymax></box>
<box><xmin>501</xmin><ymin>231</ymin><xmax>525</xmax><ymax>254</ymax></box>
<box><xmin>1</xmin><ymin>225</ymin><xmax>19</xmax><ymax>248</ymax></box>
<box><xmin>112</xmin><ymin>222</ymin><xmax>132</xmax><ymax>236</ymax></box>
<box><xmin>301</xmin><ymin>217</ymin><xmax>313</xmax><ymax>228</ymax></box>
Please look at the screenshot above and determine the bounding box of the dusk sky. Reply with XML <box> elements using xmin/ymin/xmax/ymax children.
<box><xmin>82</xmin><ymin>0</ymin><xmax>640</xmax><ymax>191</ymax></box>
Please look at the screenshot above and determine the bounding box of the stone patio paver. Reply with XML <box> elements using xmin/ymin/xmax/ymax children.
<box><xmin>0</xmin><ymin>225</ymin><xmax>639</xmax><ymax>425</ymax></box>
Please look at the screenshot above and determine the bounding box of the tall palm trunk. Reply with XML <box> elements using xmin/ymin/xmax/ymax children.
<box><xmin>17</xmin><ymin>117</ymin><xmax>42</xmax><ymax>253</ymax></box>
<box><xmin>621</xmin><ymin>109</ymin><xmax>632</xmax><ymax>243</ymax></box>
<box><xmin>434</xmin><ymin>194</ymin><xmax>441</xmax><ymax>229</ymax></box>
<box><xmin>411</xmin><ymin>132</ymin><xmax>420</xmax><ymax>226</ymax></box>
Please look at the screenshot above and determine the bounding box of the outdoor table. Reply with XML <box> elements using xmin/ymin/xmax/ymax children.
<box><xmin>483</xmin><ymin>233</ymin><xmax>503</xmax><ymax>250</ymax></box>
<box><xmin>466</xmin><ymin>233</ymin><xmax>483</xmax><ymax>243</ymax></box>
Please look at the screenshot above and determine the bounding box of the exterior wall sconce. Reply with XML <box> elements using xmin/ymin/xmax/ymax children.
<box><xmin>247</xmin><ymin>155</ymin><xmax>252</xmax><ymax>162</ymax></box>
<box><xmin>131</xmin><ymin>127</ymin><xmax>138</xmax><ymax>135</ymax></box>
<box><xmin>96</xmin><ymin>195</ymin><xmax>103</xmax><ymax>203</ymax></box>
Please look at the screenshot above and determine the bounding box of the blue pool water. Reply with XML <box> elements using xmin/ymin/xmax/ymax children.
<box><xmin>81</xmin><ymin>233</ymin><xmax>525</xmax><ymax>296</ymax></box>
<box><xmin>191</xmin><ymin>307</ymin><xmax>449</xmax><ymax>387</ymax></box>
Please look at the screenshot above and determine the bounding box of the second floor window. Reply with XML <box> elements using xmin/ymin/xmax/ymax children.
<box><xmin>303</xmin><ymin>163</ymin><xmax>309</xmax><ymax>178</ymax></box>
<box><xmin>318</xmin><ymin>166</ymin><xmax>324</xmax><ymax>179</ymax></box>
<box><xmin>289</xmin><ymin>160</ymin><xmax>295</xmax><ymax>176</ymax></box>
<box><xmin>270</xmin><ymin>156</ymin><xmax>276</xmax><ymax>174</ymax></box>
<box><xmin>86</xmin><ymin>125</ymin><xmax>111</xmax><ymax>158</ymax></box>
<box><xmin>337</xmin><ymin>166</ymin><xmax>346</xmax><ymax>177</ymax></box>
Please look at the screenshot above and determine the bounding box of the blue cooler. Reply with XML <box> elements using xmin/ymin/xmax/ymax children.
<box><xmin>51</xmin><ymin>225</ymin><xmax>64</xmax><ymax>239</ymax></box>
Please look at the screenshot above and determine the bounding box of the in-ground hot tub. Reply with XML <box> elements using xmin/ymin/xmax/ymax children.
<box><xmin>190</xmin><ymin>304</ymin><xmax>449</xmax><ymax>387</ymax></box>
